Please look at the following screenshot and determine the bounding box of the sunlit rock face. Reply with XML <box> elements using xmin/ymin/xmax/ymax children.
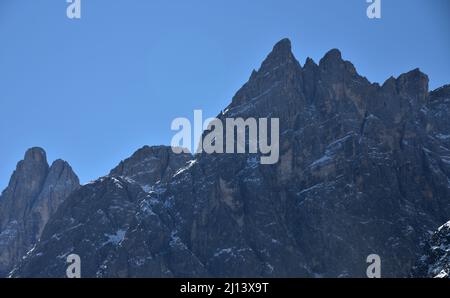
<box><xmin>11</xmin><ymin>40</ymin><xmax>450</xmax><ymax>278</ymax></box>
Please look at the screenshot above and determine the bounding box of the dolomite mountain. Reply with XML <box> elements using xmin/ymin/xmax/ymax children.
<box><xmin>7</xmin><ymin>39</ymin><xmax>450</xmax><ymax>277</ymax></box>
<box><xmin>0</xmin><ymin>148</ymin><xmax>79</xmax><ymax>276</ymax></box>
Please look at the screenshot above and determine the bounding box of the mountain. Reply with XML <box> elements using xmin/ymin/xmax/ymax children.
<box><xmin>0</xmin><ymin>147</ymin><xmax>79</xmax><ymax>276</ymax></box>
<box><xmin>11</xmin><ymin>39</ymin><xmax>450</xmax><ymax>277</ymax></box>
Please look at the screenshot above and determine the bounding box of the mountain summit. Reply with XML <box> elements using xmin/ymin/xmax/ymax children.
<box><xmin>0</xmin><ymin>148</ymin><xmax>79</xmax><ymax>276</ymax></box>
<box><xmin>10</xmin><ymin>39</ymin><xmax>450</xmax><ymax>277</ymax></box>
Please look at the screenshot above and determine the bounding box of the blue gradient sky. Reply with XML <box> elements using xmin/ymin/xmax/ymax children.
<box><xmin>0</xmin><ymin>0</ymin><xmax>449</xmax><ymax>188</ymax></box>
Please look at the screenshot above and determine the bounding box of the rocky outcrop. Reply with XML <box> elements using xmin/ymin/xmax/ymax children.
<box><xmin>413</xmin><ymin>220</ymin><xmax>450</xmax><ymax>278</ymax></box>
<box><xmin>12</xmin><ymin>39</ymin><xmax>450</xmax><ymax>277</ymax></box>
<box><xmin>0</xmin><ymin>148</ymin><xmax>79</xmax><ymax>276</ymax></box>
<box><xmin>109</xmin><ymin>145</ymin><xmax>193</xmax><ymax>190</ymax></box>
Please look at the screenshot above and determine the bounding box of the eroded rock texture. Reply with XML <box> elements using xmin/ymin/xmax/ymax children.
<box><xmin>11</xmin><ymin>39</ymin><xmax>450</xmax><ymax>277</ymax></box>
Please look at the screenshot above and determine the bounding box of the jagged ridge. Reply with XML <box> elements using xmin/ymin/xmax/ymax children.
<box><xmin>10</xmin><ymin>39</ymin><xmax>450</xmax><ymax>277</ymax></box>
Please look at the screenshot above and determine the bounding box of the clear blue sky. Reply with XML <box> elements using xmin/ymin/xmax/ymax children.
<box><xmin>0</xmin><ymin>0</ymin><xmax>449</xmax><ymax>189</ymax></box>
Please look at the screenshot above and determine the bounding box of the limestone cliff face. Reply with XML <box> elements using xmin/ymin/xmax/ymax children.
<box><xmin>0</xmin><ymin>148</ymin><xmax>79</xmax><ymax>276</ymax></box>
<box><xmin>12</xmin><ymin>40</ymin><xmax>450</xmax><ymax>277</ymax></box>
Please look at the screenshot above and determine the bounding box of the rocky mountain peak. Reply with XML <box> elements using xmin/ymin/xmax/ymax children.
<box><xmin>23</xmin><ymin>147</ymin><xmax>47</xmax><ymax>164</ymax></box>
<box><xmin>396</xmin><ymin>68</ymin><xmax>429</xmax><ymax>102</ymax></box>
<box><xmin>49</xmin><ymin>159</ymin><xmax>76</xmax><ymax>177</ymax></box>
<box><xmin>304</xmin><ymin>57</ymin><xmax>318</xmax><ymax>68</ymax></box>
<box><xmin>259</xmin><ymin>38</ymin><xmax>298</xmax><ymax>71</ymax></box>
<box><xmin>318</xmin><ymin>48</ymin><xmax>359</xmax><ymax>79</ymax></box>
<box><xmin>8</xmin><ymin>39</ymin><xmax>450</xmax><ymax>278</ymax></box>
<box><xmin>109</xmin><ymin>145</ymin><xmax>192</xmax><ymax>191</ymax></box>
<box><xmin>270</xmin><ymin>38</ymin><xmax>292</xmax><ymax>57</ymax></box>
<box><xmin>230</xmin><ymin>38</ymin><xmax>303</xmax><ymax>108</ymax></box>
<box><xmin>1</xmin><ymin>148</ymin><xmax>50</xmax><ymax>221</ymax></box>
<box><xmin>0</xmin><ymin>147</ymin><xmax>79</xmax><ymax>276</ymax></box>
<box><xmin>320</xmin><ymin>48</ymin><xmax>343</xmax><ymax>65</ymax></box>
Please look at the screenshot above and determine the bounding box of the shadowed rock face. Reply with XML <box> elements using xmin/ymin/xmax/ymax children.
<box><xmin>0</xmin><ymin>148</ymin><xmax>79</xmax><ymax>276</ymax></box>
<box><xmin>413</xmin><ymin>220</ymin><xmax>450</xmax><ymax>278</ymax></box>
<box><xmin>12</xmin><ymin>39</ymin><xmax>450</xmax><ymax>277</ymax></box>
<box><xmin>11</xmin><ymin>146</ymin><xmax>201</xmax><ymax>278</ymax></box>
<box><xmin>109</xmin><ymin>145</ymin><xmax>193</xmax><ymax>190</ymax></box>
